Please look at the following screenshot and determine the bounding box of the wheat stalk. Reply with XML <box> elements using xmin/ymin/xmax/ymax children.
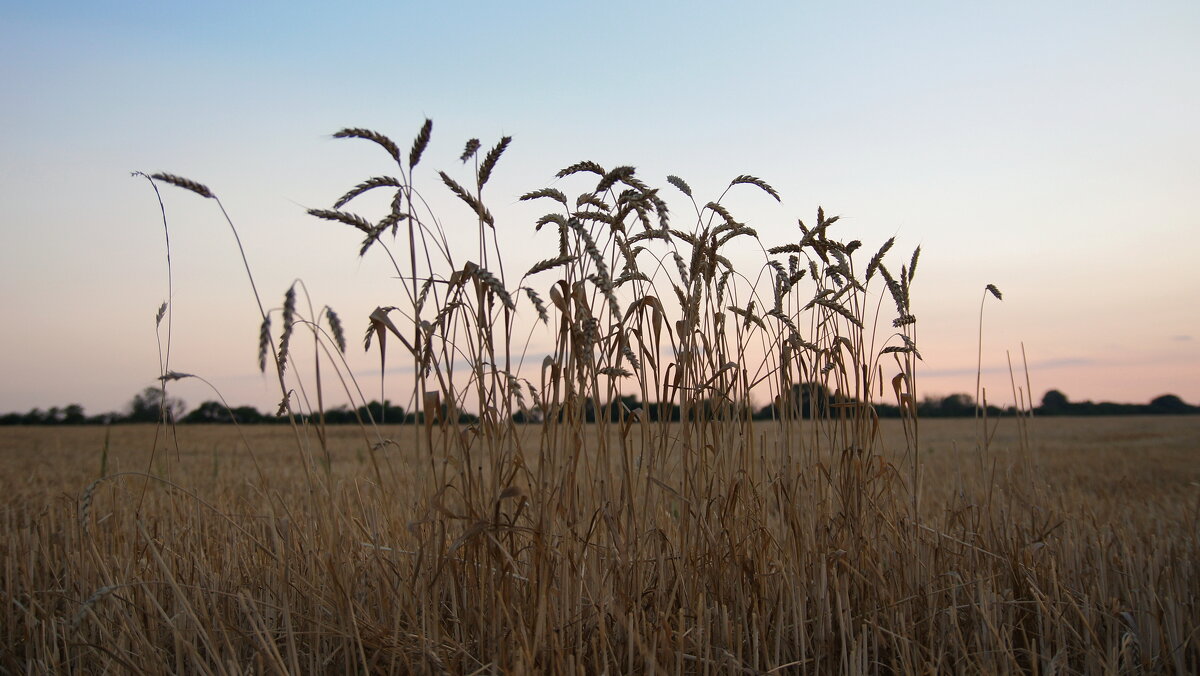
<box><xmin>409</xmin><ymin>118</ymin><xmax>433</xmax><ymax>169</ymax></box>
<box><xmin>150</xmin><ymin>173</ymin><xmax>213</xmax><ymax>199</ymax></box>
<box><xmin>477</xmin><ymin>136</ymin><xmax>512</xmax><ymax>189</ymax></box>
<box><xmin>729</xmin><ymin>174</ymin><xmax>781</xmax><ymax>201</ymax></box>
<box><xmin>333</xmin><ymin>128</ymin><xmax>402</xmax><ymax>165</ymax></box>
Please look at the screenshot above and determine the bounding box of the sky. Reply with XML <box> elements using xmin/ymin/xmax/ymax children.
<box><xmin>1</xmin><ymin>1</ymin><xmax>1197</xmax><ymax>416</ymax></box>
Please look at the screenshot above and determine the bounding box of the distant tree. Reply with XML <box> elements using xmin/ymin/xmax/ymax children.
<box><xmin>184</xmin><ymin>401</ymin><xmax>268</xmax><ymax>424</ymax></box>
<box><xmin>608</xmin><ymin>395</ymin><xmax>642</xmax><ymax>422</ymax></box>
<box><xmin>647</xmin><ymin>401</ymin><xmax>681</xmax><ymax>422</ymax></box>
<box><xmin>757</xmin><ymin>382</ymin><xmax>832</xmax><ymax>419</ymax></box>
<box><xmin>62</xmin><ymin>404</ymin><xmax>86</xmax><ymax>424</ymax></box>
<box><xmin>1149</xmin><ymin>394</ymin><xmax>1191</xmax><ymax>414</ymax></box>
<box><xmin>320</xmin><ymin>405</ymin><xmax>358</xmax><ymax>424</ymax></box>
<box><xmin>1040</xmin><ymin>389</ymin><xmax>1069</xmax><ymax>414</ymax></box>
<box><xmin>944</xmin><ymin>393</ymin><xmax>975</xmax><ymax>416</ymax></box>
<box><xmin>359</xmin><ymin>400</ymin><xmax>405</xmax><ymax>424</ymax></box>
<box><xmin>919</xmin><ymin>393</ymin><xmax>975</xmax><ymax>417</ymax></box>
<box><xmin>183</xmin><ymin>401</ymin><xmax>233</xmax><ymax>424</ymax></box>
<box><xmin>231</xmin><ymin>406</ymin><xmax>267</xmax><ymax>423</ymax></box>
<box><xmin>873</xmin><ymin>402</ymin><xmax>903</xmax><ymax>418</ymax></box>
<box><xmin>512</xmin><ymin>405</ymin><xmax>546</xmax><ymax>424</ymax></box>
<box><xmin>126</xmin><ymin>386</ymin><xmax>186</xmax><ymax>423</ymax></box>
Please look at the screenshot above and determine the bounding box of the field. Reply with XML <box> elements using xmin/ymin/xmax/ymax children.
<box><xmin>2</xmin><ymin>417</ymin><xmax>1197</xmax><ymax>673</ymax></box>
<box><xmin>6</xmin><ymin>131</ymin><xmax>1196</xmax><ymax>674</ymax></box>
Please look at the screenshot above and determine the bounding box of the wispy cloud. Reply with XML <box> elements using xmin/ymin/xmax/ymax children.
<box><xmin>920</xmin><ymin>357</ymin><xmax>1096</xmax><ymax>378</ymax></box>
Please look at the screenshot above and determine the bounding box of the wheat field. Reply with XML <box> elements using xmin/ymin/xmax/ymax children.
<box><xmin>3</xmin><ymin>125</ymin><xmax>1198</xmax><ymax>673</ymax></box>
<box><xmin>2</xmin><ymin>417</ymin><xmax>1196</xmax><ymax>673</ymax></box>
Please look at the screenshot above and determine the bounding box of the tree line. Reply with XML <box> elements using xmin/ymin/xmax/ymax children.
<box><xmin>2</xmin><ymin>384</ymin><xmax>1196</xmax><ymax>426</ymax></box>
<box><xmin>0</xmin><ymin>387</ymin><xmax>476</xmax><ymax>426</ymax></box>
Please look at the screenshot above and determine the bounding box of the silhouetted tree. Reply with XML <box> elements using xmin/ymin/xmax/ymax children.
<box><xmin>608</xmin><ymin>395</ymin><xmax>642</xmax><ymax>422</ymax></box>
<box><xmin>511</xmin><ymin>407</ymin><xmax>544</xmax><ymax>424</ymax></box>
<box><xmin>62</xmin><ymin>404</ymin><xmax>86</xmax><ymax>424</ymax></box>
<box><xmin>231</xmin><ymin>406</ymin><xmax>267</xmax><ymax>423</ymax></box>
<box><xmin>126</xmin><ymin>386</ymin><xmax>186</xmax><ymax>423</ymax></box>
<box><xmin>360</xmin><ymin>400</ymin><xmax>405</xmax><ymax>423</ymax></box>
<box><xmin>757</xmin><ymin>382</ymin><xmax>832</xmax><ymax>419</ymax></box>
<box><xmin>918</xmin><ymin>393</ymin><xmax>975</xmax><ymax>417</ymax></box>
<box><xmin>1149</xmin><ymin>394</ymin><xmax>1191</xmax><ymax>414</ymax></box>
<box><xmin>184</xmin><ymin>401</ymin><xmax>227</xmax><ymax>423</ymax></box>
<box><xmin>1040</xmin><ymin>389</ymin><xmax>1069</xmax><ymax>415</ymax></box>
<box><xmin>182</xmin><ymin>401</ymin><xmax>266</xmax><ymax>423</ymax></box>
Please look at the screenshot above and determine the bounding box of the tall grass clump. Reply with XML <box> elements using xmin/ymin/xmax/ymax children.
<box><xmin>297</xmin><ymin>123</ymin><xmax>938</xmax><ymax>670</ymax></box>
<box><xmin>1</xmin><ymin>122</ymin><xmax>1196</xmax><ymax>674</ymax></box>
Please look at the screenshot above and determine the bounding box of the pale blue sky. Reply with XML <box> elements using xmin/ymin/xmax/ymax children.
<box><xmin>1</xmin><ymin>1</ymin><xmax>1197</xmax><ymax>414</ymax></box>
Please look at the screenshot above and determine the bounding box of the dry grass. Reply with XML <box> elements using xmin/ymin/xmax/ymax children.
<box><xmin>2</xmin><ymin>124</ymin><xmax>1197</xmax><ymax>673</ymax></box>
